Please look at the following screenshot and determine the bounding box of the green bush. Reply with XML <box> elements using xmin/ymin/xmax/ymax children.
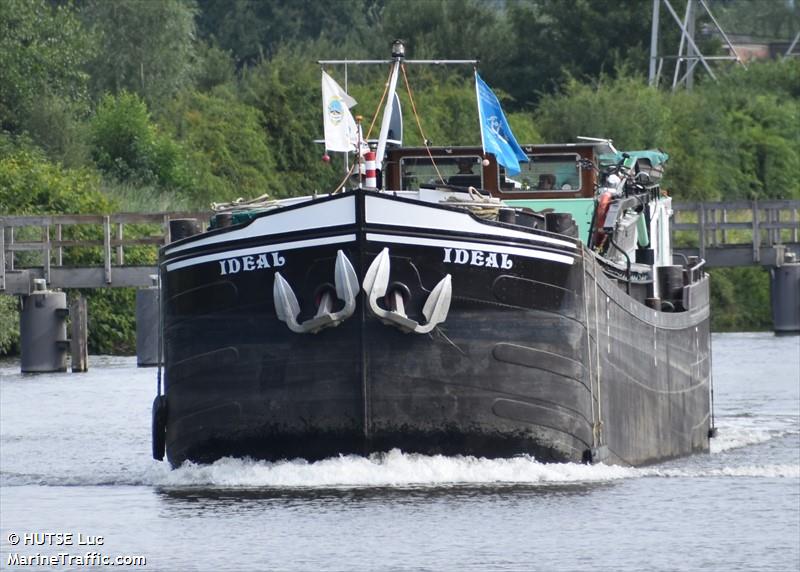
<box><xmin>710</xmin><ymin>267</ymin><xmax>773</xmax><ymax>332</ymax></box>
<box><xmin>533</xmin><ymin>62</ymin><xmax>800</xmax><ymax>202</ymax></box>
<box><xmin>89</xmin><ymin>92</ymin><xmax>189</xmax><ymax>189</ymax></box>
<box><xmin>0</xmin><ymin>147</ymin><xmax>111</xmax><ymax>214</ymax></box>
<box><xmin>166</xmin><ymin>87</ymin><xmax>281</xmax><ymax>205</ymax></box>
<box><xmin>0</xmin><ymin>145</ymin><xmax>140</xmax><ymax>356</ymax></box>
<box><xmin>85</xmin><ymin>289</ymin><xmax>137</xmax><ymax>355</ymax></box>
<box><xmin>17</xmin><ymin>94</ymin><xmax>91</xmax><ymax>169</ymax></box>
<box><xmin>535</xmin><ymin>73</ymin><xmax>672</xmax><ymax>148</ymax></box>
<box><xmin>0</xmin><ymin>296</ymin><xmax>20</xmax><ymax>355</ymax></box>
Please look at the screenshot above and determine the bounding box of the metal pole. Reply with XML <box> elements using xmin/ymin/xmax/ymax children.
<box><xmin>784</xmin><ymin>31</ymin><xmax>799</xmax><ymax>59</ymax></box>
<box><xmin>344</xmin><ymin>62</ymin><xmax>350</xmax><ymax>173</ymax></box>
<box><xmin>672</xmin><ymin>0</ymin><xmax>691</xmax><ymax>90</ymax></box>
<box><xmin>686</xmin><ymin>0</ymin><xmax>696</xmax><ymax>90</ymax></box>
<box><xmin>662</xmin><ymin>0</ymin><xmax>717</xmax><ymax>81</ymax></box>
<box><xmin>649</xmin><ymin>0</ymin><xmax>661</xmax><ymax>86</ymax></box>
<box><xmin>157</xmin><ymin>270</ymin><xmax>163</xmax><ymax>393</ymax></box>
<box><xmin>698</xmin><ymin>0</ymin><xmax>746</xmax><ymax>68</ymax></box>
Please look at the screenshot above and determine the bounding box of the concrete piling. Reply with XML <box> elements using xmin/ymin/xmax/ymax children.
<box><xmin>20</xmin><ymin>279</ymin><xmax>69</xmax><ymax>373</ymax></box>
<box><xmin>136</xmin><ymin>277</ymin><xmax>160</xmax><ymax>367</ymax></box>
<box><xmin>771</xmin><ymin>260</ymin><xmax>800</xmax><ymax>334</ymax></box>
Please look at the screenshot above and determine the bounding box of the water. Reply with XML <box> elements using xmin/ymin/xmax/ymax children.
<box><xmin>1</xmin><ymin>333</ymin><xmax>798</xmax><ymax>572</ymax></box>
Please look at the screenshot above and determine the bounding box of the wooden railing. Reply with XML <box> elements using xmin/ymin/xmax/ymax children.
<box><xmin>1</xmin><ymin>212</ymin><xmax>208</xmax><ymax>293</ymax></box>
<box><xmin>672</xmin><ymin>200</ymin><xmax>799</xmax><ymax>266</ymax></box>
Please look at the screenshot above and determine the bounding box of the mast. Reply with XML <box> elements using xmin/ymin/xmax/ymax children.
<box><xmin>319</xmin><ymin>41</ymin><xmax>478</xmax><ymax>188</ymax></box>
<box><xmin>375</xmin><ymin>41</ymin><xmax>404</xmax><ymax>172</ymax></box>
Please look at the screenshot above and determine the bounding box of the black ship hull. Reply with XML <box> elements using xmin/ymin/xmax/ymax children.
<box><xmin>159</xmin><ymin>190</ymin><xmax>710</xmax><ymax>467</ymax></box>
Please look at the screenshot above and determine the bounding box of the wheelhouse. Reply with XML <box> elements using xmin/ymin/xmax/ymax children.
<box><xmin>384</xmin><ymin>143</ymin><xmax>598</xmax><ymax>198</ymax></box>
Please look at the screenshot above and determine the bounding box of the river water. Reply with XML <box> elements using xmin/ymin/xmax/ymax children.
<box><xmin>1</xmin><ymin>332</ymin><xmax>798</xmax><ymax>572</ymax></box>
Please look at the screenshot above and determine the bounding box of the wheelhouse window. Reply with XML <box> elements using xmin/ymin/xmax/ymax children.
<box><xmin>398</xmin><ymin>155</ymin><xmax>483</xmax><ymax>190</ymax></box>
<box><xmin>500</xmin><ymin>153</ymin><xmax>581</xmax><ymax>192</ymax></box>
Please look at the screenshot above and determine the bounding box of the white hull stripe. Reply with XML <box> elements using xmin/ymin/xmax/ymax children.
<box><xmin>366</xmin><ymin>233</ymin><xmax>575</xmax><ymax>265</ymax></box>
<box><xmin>165</xmin><ymin>195</ymin><xmax>356</xmax><ymax>255</ymax></box>
<box><xmin>365</xmin><ymin>195</ymin><xmax>576</xmax><ymax>250</ymax></box>
<box><xmin>165</xmin><ymin>234</ymin><xmax>357</xmax><ymax>272</ymax></box>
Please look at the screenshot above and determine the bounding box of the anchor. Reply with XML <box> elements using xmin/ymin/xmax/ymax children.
<box><xmin>362</xmin><ymin>247</ymin><xmax>452</xmax><ymax>334</ymax></box>
<box><xmin>273</xmin><ymin>250</ymin><xmax>359</xmax><ymax>334</ymax></box>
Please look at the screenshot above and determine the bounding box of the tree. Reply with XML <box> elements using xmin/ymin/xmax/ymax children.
<box><xmin>195</xmin><ymin>0</ymin><xmax>377</xmax><ymax>64</ymax></box>
<box><xmin>380</xmin><ymin>0</ymin><xmax>507</xmax><ymax>63</ymax></box>
<box><xmin>89</xmin><ymin>92</ymin><xmax>187</xmax><ymax>189</ymax></box>
<box><xmin>535</xmin><ymin>73</ymin><xmax>672</xmax><ymax>148</ymax></box>
<box><xmin>0</xmin><ymin>146</ymin><xmax>111</xmax><ymax>215</ymax></box>
<box><xmin>166</xmin><ymin>87</ymin><xmax>281</xmax><ymax>204</ymax></box>
<box><xmin>711</xmin><ymin>0</ymin><xmax>800</xmax><ymax>39</ymax></box>
<box><xmin>80</xmin><ymin>0</ymin><xmax>197</xmax><ymax>110</ymax></box>
<box><xmin>0</xmin><ymin>0</ymin><xmax>94</xmax><ymax>132</ymax></box>
<box><xmin>193</xmin><ymin>41</ymin><xmax>237</xmax><ymax>93</ymax></box>
<box><xmin>239</xmin><ymin>52</ymin><xmax>342</xmax><ymax>195</ymax></box>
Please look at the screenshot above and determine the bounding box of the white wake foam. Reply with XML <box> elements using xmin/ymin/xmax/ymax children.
<box><xmin>710</xmin><ymin>425</ymin><xmax>774</xmax><ymax>453</ymax></box>
<box><xmin>710</xmin><ymin>415</ymin><xmax>798</xmax><ymax>453</ymax></box>
<box><xmin>151</xmin><ymin>449</ymin><xmax>637</xmax><ymax>488</ymax></box>
<box><xmin>3</xmin><ymin>447</ymin><xmax>797</xmax><ymax>488</ymax></box>
<box><xmin>649</xmin><ymin>465</ymin><xmax>800</xmax><ymax>479</ymax></box>
<box><xmin>141</xmin><ymin>449</ymin><xmax>799</xmax><ymax>489</ymax></box>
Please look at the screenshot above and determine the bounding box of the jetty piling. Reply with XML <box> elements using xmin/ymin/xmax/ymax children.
<box><xmin>70</xmin><ymin>294</ymin><xmax>88</xmax><ymax>372</ymax></box>
<box><xmin>771</xmin><ymin>255</ymin><xmax>800</xmax><ymax>334</ymax></box>
<box><xmin>135</xmin><ymin>276</ymin><xmax>160</xmax><ymax>367</ymax></box>
<box><xmin>20</xmin><ymin>279</ymin><xmax>69</xmax><ymax>373</ymax></box>
<box><xmin>1</xmin><ymin>212</ymin><xmax>206</xmax><ymax>373</ymax></box>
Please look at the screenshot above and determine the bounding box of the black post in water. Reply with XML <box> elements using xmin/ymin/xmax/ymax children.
<box><xmin>771</xmin><ymin>258</ymin><xmax>800</xmax><ymax>334</ymax></box>
<box><xmin>136</xmin><ymin>276</ymin><xmax>160</xmax><ymax>367</ymax></box>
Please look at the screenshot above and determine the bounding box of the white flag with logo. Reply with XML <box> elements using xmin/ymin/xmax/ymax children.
<box><xmin>322</xmin><ymin>71</ymin><xmax>360</xmax><ymax>153</ymax></box>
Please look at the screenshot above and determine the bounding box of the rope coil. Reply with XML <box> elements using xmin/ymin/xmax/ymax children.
<box><xmin>211</xmin><ymin>194</ymin><xmax>279</xmax><ymax>212</ymax></box>
<box><xmin>440</xmin><ymin>186</ymin><xmax>502</xmax><ymax>220</ymax></box>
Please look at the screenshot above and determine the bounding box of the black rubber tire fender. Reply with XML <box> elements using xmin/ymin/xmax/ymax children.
<box><xmin>152</xmin><ymin>395</ymin><xmax>168</xmax><ymax>461</ymax></box>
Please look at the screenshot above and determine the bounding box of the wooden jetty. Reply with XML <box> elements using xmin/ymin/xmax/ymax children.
<box><xmin>672</xmin><ymin>200</ymin><xmax>799</xmax><ymax>267</ymax></box>
<box><xmin>0</xmin><ymin>212</ymin><xmax>207</xmax><ymax>294</ymax></box>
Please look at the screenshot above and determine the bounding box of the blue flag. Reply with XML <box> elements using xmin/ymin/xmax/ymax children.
<box><xmin>475</xmin><ymin>73</ymin><xmax>528</xmax><ymax>176</ymax></box>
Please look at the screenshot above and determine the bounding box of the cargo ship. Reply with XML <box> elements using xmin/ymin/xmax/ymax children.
<box><xmin>152</xmin><ymin>42</ymin><xmax>712</xmax><ymax>468</ymax></box>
